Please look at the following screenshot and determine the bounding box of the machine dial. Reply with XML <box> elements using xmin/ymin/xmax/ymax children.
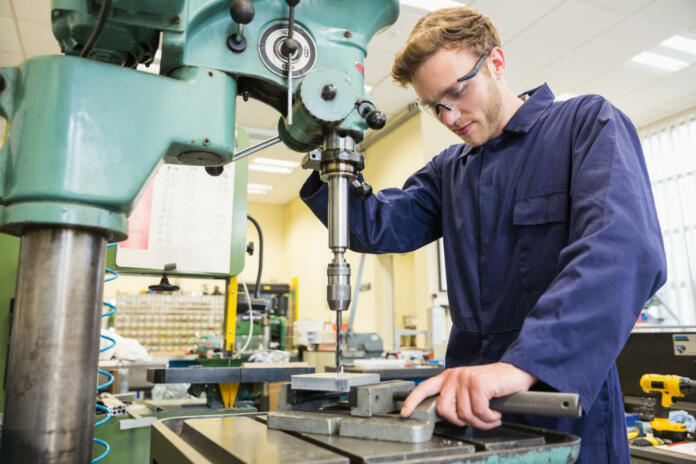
<box><xmin>258</xmin><ymin>21</ymin><xmax>316</xmax><ymax>78</ymax></box>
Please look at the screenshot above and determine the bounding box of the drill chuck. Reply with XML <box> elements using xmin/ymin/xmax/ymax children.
<box><xmin>327</xmin><ymin>260</ymin><xmax>351</xmax><ymax>311</ymax></box>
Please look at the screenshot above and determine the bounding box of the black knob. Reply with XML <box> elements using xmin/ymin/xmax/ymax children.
<box><xmin>230</xmin><ymin>0</ymin><xmax>255</xmax><ymax>24</ymax></box>
<box><xmin>205</xmin><ymin>166</ymin><xmax>224</xmax><ymax>176</ymax></box>
<box><xmin>281</xmin><ymin>37</ymin><xmax>299</xmax><ymax>58</ymax></box>
<box><xmin>366</xmin><ymin>110</ymin><xmax>387</xmax><ymax>130</ymax></box>
<box><xmin>286</xmin><ymin>0</ymin><xmax>300</xmax><ymax>6</ymax></box>
<box><xmin>321</xmin><ymin>84</ymin><xmax>337</xmax><ymax>101</ymax></box>
<box><xmin>0</xmin><ymin>75</ymin><xmax>5</xmax><ymax>93</ymax></box>
<box><xmin>354</xmin><ymin>181</ymin><xmax>372</xmax><ymax>200</ymax></box>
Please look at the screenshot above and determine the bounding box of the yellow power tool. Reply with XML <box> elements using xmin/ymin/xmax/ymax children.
<box><xmin>640</xmin><ymin>374</ymin><xmax>696</xmax><ymax>442</ymax></box>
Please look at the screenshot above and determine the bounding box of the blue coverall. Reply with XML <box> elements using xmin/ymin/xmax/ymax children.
<box><xmin>300</xmin><ymin>83</ymin><xmax>667</xmax><ymax>463</ymax></box>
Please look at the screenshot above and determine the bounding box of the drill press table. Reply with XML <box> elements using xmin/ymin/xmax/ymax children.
<box><xmin>150</xmin><ymin>413</ymin><xmax>581</xmax><ymax>463</ymax></box>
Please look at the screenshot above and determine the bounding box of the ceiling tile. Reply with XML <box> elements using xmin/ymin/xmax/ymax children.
<box><xmin>468</xmin><ymin>0</ymin><xmax>564</xmax><ymax>44</ymax></box>
<box><xmin>0</xmin><ymin>0</ymin><xmax>11</xmax><ymax>16</ymax></box>
<box><xmin>0</xmin><ymin>16</ymin><xmax>21</xmax><ymax>55</ymax></box>
<box><xmin>573</xmin><ymin>17</ymin><xmax>678</xmax><ymax>65</ymax></box>
<box><xmin>513</xmin><ymin>0</ymin><xmax>622</xmax><ymax>61</ymax></box>
<box><xmin>502</xmin><ymin>39</ymin><xmax>560</xmax><ymax>87</ymax></box>
<box><xmin>0</xmin><ymin>50</ymin><xmax>22</xmax><ymax>67</ymax></box>
<box><xmin>635</xmin><ymin>0</ymin><xmax>696</xmax><ymax>30</ymax></box>
<box><xmin>577</xmin><ymin>0</ymin><xmax>654</xmax><ymax>14</ymax></box>
<box><xmin>17</xmin><ymin>20</ymin><xmax>60</xmax><ymax>57</ymax></box>
<box><xmin>11</xmin><ymin>0</ymin><xmax>51</xmax><ymax>24</ymax></box>
<box><xmin>573</xmin><ymin>64</ymin><xmax>660</xmax><ymax>100</ymax></box>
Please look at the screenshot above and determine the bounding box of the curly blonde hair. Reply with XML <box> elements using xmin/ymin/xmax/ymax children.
<box><xmin>391</xmin><ymin>7</ymin><xmax>500</xmax><ymax>87</ymax></box>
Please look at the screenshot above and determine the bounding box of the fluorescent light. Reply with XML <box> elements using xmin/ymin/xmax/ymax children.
<box><xmin>630</xmin><ymin>51</ymin><xmax>689</xmax><ymax>72</ymax></box>
<box><xmin>249</xmin><ymin>164</ymin><xmax>293</xmax><ymax>174</ymax></box>
<box><xmin>248</xmin><ymin>183</ymin><xmax>273</xmax><ymax>195</ymax></box>
<box><xmin>248</xmin><ymin>183</ymin><xmax>272</xmax><ymax>190</ymax></box>
<box><xmin>253</xmin><ymin>157</ymin><xmax>299</xmax><ymax>168</ymax></box>
<box><xmin>365</xmin><ymin>85</ymin><xmax>373</xmax><ymax>92</ymax></box>
<box><xmin>401</xmin><ymin>0</ymin><xmax>464</xmax><ymax>11</ymax></box>
<box><xmin>661</xmin><ymin>35</ymin><xmax>696</xmax><ymax>56</ymax></box>
<box><xmin>555</xmin><ymin>93</ymin><xmax>576</xmax><ymax>102</ymax></box>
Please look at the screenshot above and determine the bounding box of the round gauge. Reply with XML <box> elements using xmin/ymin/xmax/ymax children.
<box><xmin>258</xmin><ymin>21</ymin><xmax>317</xmax><ymax>78</ymax></box>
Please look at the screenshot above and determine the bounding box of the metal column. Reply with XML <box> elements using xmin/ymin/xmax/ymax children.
<box><xmin>1</xmin><ymin>228</ymin><xmax>106</xmax><ymax>463</ymax></box>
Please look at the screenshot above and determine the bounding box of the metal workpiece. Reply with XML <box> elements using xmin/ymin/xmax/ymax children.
<box><xmin>291</xmin><ymin>372</ymin><xmax>380</xmax><ymax>392</ymax></box>
<box><xmin>147</xmin><ymin>365</ymin><xmax>315</xmax><ymax>384</ymax></box>
<box><xmin>489</xmin><ymin>391</ymin><xmax>583</xmax><ymax>418</ymax></box>
<box><xmin>338</xmin><ymin>414</ymin><xmax>435</xmax><ymax>443</ymax></box>
<box><xmin>278</xmin><ymin>382</ymin><xmax>346</xmax><ymax>411</ymax></box>
<box><xmin>349</xmin><ymin>380</ymin><xmax>416</xmax><ymax>417</ymax></box>
<box><xmin>267</xmin><ymin>411</ymin><xmax>343</xmax><ymax>435</ymax></box>
<box><xmin>0</xmin><ymin>228</ymin><xmax>106</xmax><ymax>464</ymax></box>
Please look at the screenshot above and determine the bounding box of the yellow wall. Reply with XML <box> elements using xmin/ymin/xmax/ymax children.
<box><xmin>240</xmin><ymin>202</ymin><xmax>289</xmax><ymax>285</ymax></box>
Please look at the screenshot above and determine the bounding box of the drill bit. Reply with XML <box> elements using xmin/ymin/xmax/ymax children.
<box><xmin>336</xmin><ymin>310</ymin><xmax>343</xmax><ymax>374</ymax></box>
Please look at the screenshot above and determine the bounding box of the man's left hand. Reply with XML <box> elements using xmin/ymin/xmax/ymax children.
<box><xmin>400</xmin><ymin>362</ymin><xmax>536</xmax><ymax>430</ymax></box>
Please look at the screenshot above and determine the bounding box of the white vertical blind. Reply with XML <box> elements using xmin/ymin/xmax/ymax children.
<box><xmin>641</xmin><ymin>112</ymin><xmax>696</xmax><ymax>324</ymax></box>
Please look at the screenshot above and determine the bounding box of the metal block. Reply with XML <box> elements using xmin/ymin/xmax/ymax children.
<box><xmin>349</xmin><ymin>380</ymin><xmax>415</xmax><ymax>417</ymax></box>
<box><xmin>278</xmin><ymin>383</ymin><xmax>344</xmax><ymax>411</ymax></box>
<box><xmin>291</xmin><ymin>372</ymin><xmax>379</xmax><ymax>392</ymax></box>
<box><xmin>339</xmin><ymin>415</ymin><xmax>435</xmax><ymax>444</ymax></box>
<box><xmin>267</xmin><ymin>411</ymin><xmax>343</xmax><ymax>435</ymax></box>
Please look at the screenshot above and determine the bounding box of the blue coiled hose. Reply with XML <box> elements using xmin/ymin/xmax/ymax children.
<box><xmin>93</xmin><ymin>243</ymin><xmax>119</xmax><ymax>463</ymax></box>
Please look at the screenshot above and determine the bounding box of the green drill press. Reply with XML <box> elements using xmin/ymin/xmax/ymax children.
<box><xmin>0</xmin><ymin>1</ymin><xmax>398</xmax><ymax>462</ymax></box>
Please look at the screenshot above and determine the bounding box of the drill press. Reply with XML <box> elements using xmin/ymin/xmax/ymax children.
<box><xmin>0</xmin><ymin>1</ymin><xmax>398</xmax><ymax>461</ymax></box>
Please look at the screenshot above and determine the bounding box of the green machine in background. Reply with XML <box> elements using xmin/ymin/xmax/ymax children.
<box><xmin>0</xmin><ymin>0</ymin><xmax>398</xmax><ymax>462</ymax></box>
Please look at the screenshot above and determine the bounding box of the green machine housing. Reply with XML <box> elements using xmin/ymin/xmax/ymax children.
<box><xmin>0</xmin><ymin>1</ymin><xmax>400</xmax><ymax>463</ymax></box>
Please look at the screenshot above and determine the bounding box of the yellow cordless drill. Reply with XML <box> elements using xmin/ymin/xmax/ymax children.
<box><xmin>640</xmin><ymin>374</ymin><xmax>696</xmax><ymax>442</ymax></box>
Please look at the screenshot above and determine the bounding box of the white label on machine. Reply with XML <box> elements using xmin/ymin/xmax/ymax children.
<box><xmin>116</xmin><ymin>163</ymin><xmax>235</xmax><ymax>274</ymax></box>
<box><xmin>673</xmin><ymin>334</ymin><xmax>696</xmax><ymax>356</ymax></box>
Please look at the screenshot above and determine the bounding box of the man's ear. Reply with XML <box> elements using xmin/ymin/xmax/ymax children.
<box><xmin>489</xmin><ymin>47</ymin><xmax>506</xmax><ymax>79</ymax></box>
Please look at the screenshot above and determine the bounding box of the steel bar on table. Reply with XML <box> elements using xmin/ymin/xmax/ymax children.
<box><xmin>1</xmin><ymin>228</ymin><xmax>106</xmax><ymax>464</ymax></box>
<box><xmin>147</xmin><ymin>366</ymin><xmax>315</xmax><ymax>384</ymax></box>
<box><xmin>489</xmin><ymin>391</ymin><xmax>583</xmax><ymax>418</ymax></box>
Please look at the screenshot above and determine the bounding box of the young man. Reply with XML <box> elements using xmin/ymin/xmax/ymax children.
<box><xmin>300</xmin><ymin>7</ymin><xmax>666</xmax><ymax>463</ymax></box>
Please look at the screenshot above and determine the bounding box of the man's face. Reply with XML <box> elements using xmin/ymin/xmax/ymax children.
<box><xmin>412</xmin><ymin>47</ymin><xmax>503</xmax><ymax>147</ymax></box>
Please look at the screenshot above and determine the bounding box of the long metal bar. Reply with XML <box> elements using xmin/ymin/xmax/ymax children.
<box><xmin>1</xmin><ymin>227</ymin><xmax>106</xmax><ymax>463</ymax></box>
<box><xmin>232</xmin><ymin>135</ymin><xmax>281</xmax><ymax>162</ymax></box>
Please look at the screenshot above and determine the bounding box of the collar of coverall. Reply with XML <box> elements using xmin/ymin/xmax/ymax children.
<box><xmin>503</xmin><ymin>82</ymin><xmax>556</xmax><ymax>134</ymax></box>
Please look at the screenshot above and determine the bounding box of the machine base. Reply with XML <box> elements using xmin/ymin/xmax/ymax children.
<box><xmin>150</xmin><ymin>414</ymin><xmax>581</xmax><ymax>463</ymax></box>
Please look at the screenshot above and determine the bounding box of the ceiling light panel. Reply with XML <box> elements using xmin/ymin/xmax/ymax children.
<box><xmin>629</xmin><ymin>51</ymin><xmax>690</xmax><ymax>73</ymax></box>
<box><xmin>248</xmin><ymin>164</ymin><xmax>292</xmax><ymax>174</ymax></box>
<box><xmin>252</xmin><ymin>157</ymin><xmax>299</xmax><ymax>168</ymax></box>
<box><xmin>660</xmin><ymin>35</ymin><xmax>696</xmax><ymax>56</ymax></box>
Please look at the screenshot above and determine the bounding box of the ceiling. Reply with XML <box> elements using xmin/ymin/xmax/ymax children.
<box><xmin>1</xmin><ymin>0</ymin><xmax>696</xmax><ymax>204</ymax></box>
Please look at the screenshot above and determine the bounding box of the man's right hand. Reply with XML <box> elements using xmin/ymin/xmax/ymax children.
<box><xmin>400</xmin><ymin>362</ymin><xmax>536</xmax><ymax>430</ymax></box>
